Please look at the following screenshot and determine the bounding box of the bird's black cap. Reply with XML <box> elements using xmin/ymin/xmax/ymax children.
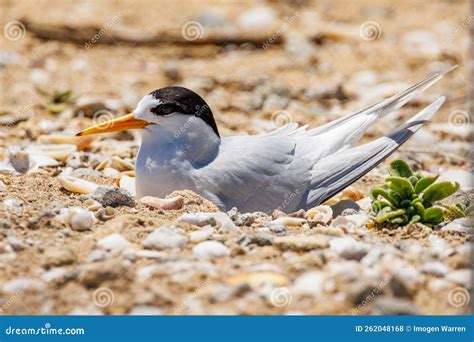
<box><xmin>149</xmin><ymin>86</ymin><xmax>219</xmax><ymax>137</ymax></box>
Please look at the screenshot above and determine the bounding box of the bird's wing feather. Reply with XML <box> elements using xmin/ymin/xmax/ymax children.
<box><xmin>194</xmin><ymin>133</ymin><xmax>313</xmax><ymax>213</ymax></box>
<box><xmin>301</xmin><ymin>68</ymin><xmax>452</xmax><ymax>155</ymax></box>
<box><xmin>304</xmin><ymin>97</ymin><xmax>445</xmax><ymax>207</ymax></box>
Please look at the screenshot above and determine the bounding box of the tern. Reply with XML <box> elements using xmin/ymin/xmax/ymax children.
<box><xmin>77</xmin><ymin>70</ymin><xmax>450</xmax><ymax>213</ymax></box>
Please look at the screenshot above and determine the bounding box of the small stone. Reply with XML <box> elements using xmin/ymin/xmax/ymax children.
<box><xmin>193</xmin><ymin>241</ymin><xmax>230</xmax><ymax>259</ymax></box>
<box><xmin>267</xmin><ymin>223</ymin><xmax>288</xmax><ymax>235</ymax></box>
<box><xmin>329</xmin><ymin>236</ymin><xmax>368</xmax><ymax>261</ymax></box>
<box><xmin>43</xmin><ymin>247</ymin><xmax>75</xmax><ymax>268</ymax></box>
<box><xmin>90</xmin><ymin>186</ymin><xmax>135</xmax><ymax>207</ymax></box>
<box><xmin>238</xmin><ymin>6</ymin><xmax>276</xmax><ymax>30</ymax></box>
<box><xmin>306</xmin><ymin>205</ymin><xmax>333</xmax><ymax>223</ymax></box>
<box><xmin>330</xmin><ymin>200</ymin><xmax>361</xmax><ymax>218</ymax></box>
<box><xmin>9</xmin><ymin>149</ymin><xmax>31</xmax><ymax>173</ymax></box>
<box><xmin>292</xmin><ymin>271</ymin><xmax>325</xmax><ymax>296</ymax></box>
<box><xmin>227</xmin><ymin>207</ymin><xmax>256</xmax><ymax>226</ymax></box>
<box><xmin>143</xmin><ymin>226</ymin><xmax>187</xmax><ymax>250</ymax></box>
<box><xmin>7</xmin><ymin>235</ymin><xmax>25</xmax><ymax>251</ymax></box>
<box><xmin>178</xmin><ymin>213</ymin><xmax>216</xmax><ymax>226</ymax></box>
<box><xmin>274</xmin><ymin>235</ymin><xmax>329</xmax><ymax>251</ymax></box>
<box><xmin>371</xmin><ymin>297</ymin><xmax>419</xmax><ymax>315</ymax></box>
<box><xmin>140</xmin><ymin>195</ymin><xmax>184</xmax><ymax>210</ymax></box>
<box><xmin>97</xmin><ymin>233</ymin><xmax>131</xmax><ymax>253</ymax></box>
<box><xmin>41</xmin><ymin>267</ymin><xmax>68</xmax><ymax>283</ymax></box>
<box><xmin>3</xmin><ymin>277</ymin><xmax>44</xmax><ymax>293</ymax></box>
<box><xmin>445</xmin><ymin>269</ymin><xmax>471</xmax><ymax>288</ymax></box>
<box><xmin>388</xmin><ymin>275</ymin><xmax>413</xmax><ymax>298</ymax></box>
<box><xmin>422</xmin><ymin>261</ymin><xmax>451</xmax><ymax>277</ymax></box>
<box><xmin>57</xmin><ymin>207</ymin><xmax>96</xmax><ymax>231</ymax></box>
<box><xmin>80</xmin><ymin>260</ymin><xmax>127</xmax><ymax>287</ymax></box>
<box><xmin>270</xmin><ymin>217</ymin><xmax>306</xmax><ymax>227</ymax></box>
<box><xmin>441</xmin><ymin>218</ymin><xmax>473</xmax><ymax>234</ymax></box>
<box><xmin>87</xmin><ymin>249</ymin><xmax>106</xmax><ymax>262</ymax></box>
<box><xmin>189</xmin><ymin>227</ymin><xmax>214</xmax><ymax>243</ymax></box>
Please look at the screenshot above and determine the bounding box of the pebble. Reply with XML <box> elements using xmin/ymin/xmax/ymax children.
<box><xmin>89</xmin><ymin>186</ymin><xmax>135</xmax><ymax>207</ymax></box>
<box><xmin>329</xmin><ymin>236</ymin><xmax>369</xmax><ymax>261</ymax></box>
<box><xmin>9</xmin><ymin>149</ymin><xmax>31</xmax><ymax>173</ymax></box>
<box><xmin>227</xmin><ymin>207</ymin><xmax>256</xmax><ymax>226</ymax></box>
<box><xmin>193</xmin><ymin>241</ymin><xmax>230</xmax><ymax>259</ymax></box>
<box><xmin>43</xmin><ymin>247</ymin><xmax>75</xmax><ymax>268</ymax></box>
<box><xmin>189</xmin><ymin>227</ymin><xmax>214</xmax><ymax>243</ymax></box>
<box><xmin>57</xmin><ymin>207</ymin><xmax>96</xmax><ymax>231</ymax></box>
<box><xmin>372</xmin><ymin>297</ymin><xmax>420</xmax><ymax>315</ymax></box>
<box><xmin>267</xmin><ymin>223</ymin><xmax>289</xmax><ymax>235</ymax></box>
<box><xmin>41</xmin><ymin>267</ymin><xmax>68</xmax><ymax>283</ymax></box>
<box><xmin>140</xmin><ymin>195</ymin><xmax>184</xmax><ymax>210</ymax></box>
<box><xmin>329</xmin><ymin>200</ymin><xmax>360</xmax><ymax>218</ymax></box>
<box><xmin>97</xmin><ymin>233</ymin><xmax>131</xmax><ymax>253</ymax></box>
<box><xmin>80</xmin><ymin>260</ymin><xmax>127</xmax><ymax>287</ymax></box>
<box><xmin>238</xmin><ymin>6</ymin><xmax>276</xmax><ymax>30</ymax></box>
<box><xmin>445</xmin><ymin>269</ymin><xmax>471</xmax><ymax>288</ymax></box>
<box><xmin>143</xmin><ymin>226</ymin><xmax>187</xmax><ymax>250</ymax></box>
<box><xmin>270</xmin><ymin>217</ymin><xmax>306</xmax><ymax>227</ymax></box>
<box><xmin>3</xmin><ymin>277</ymin><xmax>45</xmax><ymax>293</ymax></box>
<box><xmin>422</xmin><ymin>261</ymin><xmax>451</xmax><ymax>277</ymax></box>
<box><xmin>292</xmin><ymin>271</ymin><xmax>325</xmax><ymax>296</ymax></box>
<box><xmin>178</xmin><ymin>212</ymin><xmax>237</xmax><ymax>232</ymax></box>
<box><xmin>306</xmin><ymin>205</ymin><xmax>333</xmax><ymax>223</ymax></box>
<box><xmin>7</xmin><ymin>235</ymin><xmax>25</xmax><ymax>251</ymax></box>
<box><xmin>440</xmin><ymin>218</ymin><xmax>473</xmax><ymax>234</ymax></box>
<box><xmin>274</xmin><ymin>235</ymin><xmax>329</xmax><ymax>251</ymax></box>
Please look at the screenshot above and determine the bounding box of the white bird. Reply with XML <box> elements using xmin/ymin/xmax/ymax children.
<box><xmin>77</xmin><ymin>70</ymin><xmax>451</xmax><ymax>213</ymax></box>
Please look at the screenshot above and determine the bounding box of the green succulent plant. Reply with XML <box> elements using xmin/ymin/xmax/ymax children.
<box><xmin>370</xmin><ymin>159</ymin><xmax>465</xmax><ymax>226</ymax></box>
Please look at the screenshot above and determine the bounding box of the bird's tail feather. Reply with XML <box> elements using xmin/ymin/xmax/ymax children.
<box><xmin>304</xmin><ymin>97</ymin><xmax>446</xmax><ymax>208</ymax></box>
<box><xmin>307</xmin><ymin>67</ymin><xmax>454</xmax><ymax>145</ymax></box>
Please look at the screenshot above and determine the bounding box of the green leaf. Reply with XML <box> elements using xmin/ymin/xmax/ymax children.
<box><xmin>410</xmin><ymin>215</ymin><xmax>421</xmax><ymax>223</ymax></box>
<box><xmin>414</xmin><ymin>175</ymin><xmax>439</xmax><ymax>194</ymax></box>
<box><xmin>388</xmin><ymin>160</ymin><xmax>413</xmax><ymax>178</ymax></box>
<box><xmin>413</xmin><ymin>202</ymin><xmax>425</xmax><ymax>217</ymax></box>
<box><xmin>422</xmin><ymin>181</ymin><xmax>460</xmax><ymax>206</ymax></box>
<box><xmin>376</xmin><ymin>208</ymin><xmax>406</xmax><ymax>224</ymax></box>
<box><xmin>386</xmin><ymin>177</ymin><xmax>414</xmax><ymax>199</ymax></box>
<box><xmin>372</xmin><ymin>200</ymin><xmax>390</xmax><ymax>214</ymax></box>
<box><xmin>371</xmin><ymin>187</ymin><xmax>400</xmax><ymax>206</ymax></box>
<box><xmin>422</xmin><ymin>207</ymin><xmax>444</xmax><ymax>224</ymax></box>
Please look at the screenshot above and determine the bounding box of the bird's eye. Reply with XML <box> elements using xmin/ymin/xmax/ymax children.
<box><xmin>159</xmin><ymin>104</ymin><xmax>177</xmax><ymax>115</ymax></box>
<box><xmin>150</xmin><ymin>103</ymin><xmax>178</xmax><ymax>116</ymax></box>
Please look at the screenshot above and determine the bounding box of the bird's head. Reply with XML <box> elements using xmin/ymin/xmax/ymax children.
<box><xmin>76</xmin><ymin>86</ymin><xmax>219</xmax><ymax>137</ymax></box>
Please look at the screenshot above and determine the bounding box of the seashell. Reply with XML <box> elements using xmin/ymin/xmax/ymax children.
<box><xmin>103</xmin><ymin>167</ymin><xmax>120</xmax><ymax>178</ymax></box>
<box><xmin>111</xmin><ymin>156</ymin><xmax>134</xmax><ymax>171</ymax></box>
<box><xmin>340</xmin><ymin>187</ymin><xmax>364</xmax><ymax>202</ymax></box>
<box><xmin>140</xmin><ymin>195</ymin><xmax>184</xmax><ymax>210</ymax></box>
<box><xmin>37</xmin><ymin>135</ymin><xmax>93</xmax><ymax>150</ymax></box>
<box><xmin>26</xmin><ymin>144</ymin><xmax>76</xmax><ymax>161</ymax></box>
<box><xmin>8</xmin><ymin>150</ymin><xmax>31</xmax><ymax>174</ymax></box>
<box><xmin>58</xmin><ymin>175</ymin><xmax>99</xmax><ymax>194</ymax></box>
<box><xmin>57</xmin><ymin>207</ymin><xmax>96</xmax><ymax>231</ymax></box>
<box><xmin>96</xmin><ymin>157</ymin><xmax>134</xmax><ymax>172</ymax></box>
<box><xmin>83</xmin><ymin>198</ymin><xmax>102</xmax><ymax>211</ymax></box>
<box><xmin>306</xmin><ymin>205</ymin><xmax>333</xmax><ymax>224</ymax></box>
<box><xmin>96</xmin><ymin>206</ymin><xmax>116</xmax><ymax>221</ymax></box>
<box><xmin>117</xmin><ymin>174</ymin><xmax>136</xmax><ymax>196</ymax></box>
<box><xmin>270</xmin><ymin>216</ymin><xmax>306</xmax><ymax>227</ymax></box>
<box><xmin>29</xmin><ymin>155</ymin><xmax>59</xmax><ymax>167</ymax></box>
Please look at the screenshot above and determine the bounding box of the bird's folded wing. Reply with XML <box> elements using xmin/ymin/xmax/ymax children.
<box><xmin>194</xmin><ymin>134</ymin><xmax>312</xmax><ymax>213</ymax></box>
<box><xmin>304</xmin><ymin>97</ymin><xmax>446</xmax><ymax>207</ymax></box>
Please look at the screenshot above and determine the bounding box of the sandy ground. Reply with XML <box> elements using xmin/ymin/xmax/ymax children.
<box><xmin>0</xmin><ymin>0</ymin><xmax>472</xmax><ymax>315</ymax></box>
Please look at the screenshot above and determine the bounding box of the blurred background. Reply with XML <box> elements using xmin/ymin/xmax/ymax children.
<box><xmin>1</xmin><ymin>0</ymin><xmax>471</xmax><ymax>147</ymax></box>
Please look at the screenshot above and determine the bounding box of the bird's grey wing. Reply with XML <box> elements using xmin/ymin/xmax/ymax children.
<box><xmin>194</xmin><ymin>132</ymin><xmax>312</xmax><ymax>213</ymax></box>
<box><xmin>303</xmin><ymin>97</ymin><xmax>445</xmax><ymax>208</ymax></box>
<box><xmin>303</xmin><ymin>68</ymin><xmax>453</xmax><ymax>155</ymax></box>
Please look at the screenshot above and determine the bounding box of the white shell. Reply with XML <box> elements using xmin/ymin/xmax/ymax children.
<box><xmin>57</xmin><ymin>207</ymin><xmax>96</xmax><ymax>231</ymax></box>
<box><xmin>118</xmin><ymin>174</ymin><xmax>136</xmax><ymax>196</ymax></box>
<box><xmin>270</xmin><ymin>216</ymin><xmax>306</xmax><ymax>227</ymax></box>
<box><xmin>27</xmin><ymin>144</ymin><xmax>76</xmax><ymax>161</ymax></box>
<box><xmin>306</xmin><ymin>205</ymin><xmax>333</xmax><ymax>224</ymax></box>
<box><xmin>58</xmin><ymin>175</ymin><xmax>99</xmax><ymax>194</ymax></box>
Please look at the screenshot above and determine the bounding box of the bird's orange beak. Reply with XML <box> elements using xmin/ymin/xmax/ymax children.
<box><xmin>76</xmin><ymin>113</ymin><xmax>152</xmax><ymax>136</ymax></box>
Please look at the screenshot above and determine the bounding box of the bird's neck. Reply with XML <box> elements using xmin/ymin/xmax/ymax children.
<box><xmin>139</xmin><ymin>114</ymin><xmax>221</xmax><ymax>169</ymax></box>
